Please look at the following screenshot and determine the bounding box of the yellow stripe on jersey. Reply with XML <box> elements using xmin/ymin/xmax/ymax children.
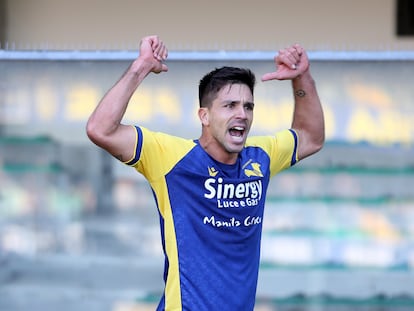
<box><xmin>151</xmin><ymin>179</ymin><xmax>182</xmax><ymax>310</ymax></box>
<box><xmin>135</xmin><ymin>127</ymin><xmax>196</xmax><ymax>184</ymax></box>
<box><xmin>125</xmin><ymin>126</ymin><xmax>197</xmax><ymax>310</ymax></box>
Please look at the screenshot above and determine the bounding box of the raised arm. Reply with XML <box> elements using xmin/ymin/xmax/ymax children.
<box><xmin>86</xmin><ymin>35</ymin><xmax>168</xmax><ymax>161</ymax></box>
<box><xmin>261</xmin><ymin>44</ymin><xmax>325</xmax><ymax>160</ymax></box>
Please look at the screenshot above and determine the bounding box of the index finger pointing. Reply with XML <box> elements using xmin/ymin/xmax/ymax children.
<box><xmin>261</xmin><ymin>72</ymin><xmax>280</xmax><ymax>81</ymax></box>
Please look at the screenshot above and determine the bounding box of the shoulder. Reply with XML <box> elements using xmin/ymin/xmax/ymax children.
<box><xmin>137</xmin><ymin>126</ymin><xmax>195</xmax><ymax>148</ymax></box>
<box><xmin>246</xmin><ymin>129</ymin><xmax>299</xmax><ymax>174</ymax></box>
<box><xmin>127</xmin><ymin>126</ymin><xmax>196</xmax><ymax>169</ymax></box>
<box><xmin>246</xmin><ymin>129</ymin><xmax>297</xmax><ymax>150</ymax></box>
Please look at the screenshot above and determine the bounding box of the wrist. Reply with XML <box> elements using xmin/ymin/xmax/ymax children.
<box><xmin>293</xmin><ymin>68</ymin><xmax>312</xmax><ymax>83</ymax></box>
<box><xmin>292</xmin><ymin>70</ymin><xmax>315</xmax><ymax>98</ymax></box>
<box><xmin>130</xmin><ymin>58</ymin><xmax>153</xmax><ymax>78</ymax></box>
<box><xmin>293</xmin><ymin>69</ymin><xmax>315</xmax><ymax>89</ymax></box>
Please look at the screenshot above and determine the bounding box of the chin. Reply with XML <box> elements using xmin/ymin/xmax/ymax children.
<box><xmin>226</xmin><ymin>144</ymin><xmax>244</xmax><ymax>154</ymax></box>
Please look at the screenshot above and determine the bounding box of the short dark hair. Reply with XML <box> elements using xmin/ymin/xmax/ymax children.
<box><xmin>198</xmin><ymin>66</ymin><xmax>256</xmax><ymax>107</ymax></box>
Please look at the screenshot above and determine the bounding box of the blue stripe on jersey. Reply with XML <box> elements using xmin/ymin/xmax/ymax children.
<box><xmin>125</xmin><ymin>126</ymin><xmax>143</xmax><ymax>166</ymax></box>
<box><xmin>288</xmin><ymin>129</ymin><xmax>298</xmax><ymax>166</ymax></box>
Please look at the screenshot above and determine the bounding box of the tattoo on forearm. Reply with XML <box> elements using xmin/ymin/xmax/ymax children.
<box><xmin>295</xmin><ymin>89</ymin><xmax>306</xmax><ymax>97</ymax></box>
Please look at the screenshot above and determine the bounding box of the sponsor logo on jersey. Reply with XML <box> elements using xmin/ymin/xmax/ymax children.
<box><xmin>203</xmin><ymin>160</ymin><xmax>264</xmax><ymax>208</ymax></box>
<box><xmin>203</xmin><ymin>177</ymin><xmax>262</xmax><ymax>208</ymax></box>
<box><xmin>208</xmin><ymin>166</ymin><xmax>219</xmax><ymax>177</ymax></box>
<box><xmin>244</xmin><ymin>162</ymin><xmax>263</xmax><ymax>177</ymax></box>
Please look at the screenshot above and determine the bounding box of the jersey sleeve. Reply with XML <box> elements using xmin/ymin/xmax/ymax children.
<box><xmin>246</xmin><ymin>129</ymin><xmax>299</xmax><ymax>177</ymax></box>
<box><xmin>123</xmin><ymin>126</ymin><xmax>196</xmax><ymax>181</ymax></box>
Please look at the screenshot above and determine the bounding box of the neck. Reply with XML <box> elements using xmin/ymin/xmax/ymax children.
<box><xmin>198</xmin><ymin>136</ymin><xmax>238</xmax><ymax>165</ymax></box>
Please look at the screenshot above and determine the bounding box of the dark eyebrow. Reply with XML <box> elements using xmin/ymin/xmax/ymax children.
<box><xmin>221</xmin><ymin>100</ymin><xmax>237</xmax><ymax>105</ymax></box>
<box><xmin>222</xmin><ymin>100</ymin><xmax>254</xmax><ymax>106</ymax></box>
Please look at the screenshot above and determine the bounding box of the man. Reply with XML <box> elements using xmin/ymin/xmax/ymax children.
<box><xmin>86</xmin><ymin>35</ymin><xmax>324</xmax><ymax>310</ymax></box>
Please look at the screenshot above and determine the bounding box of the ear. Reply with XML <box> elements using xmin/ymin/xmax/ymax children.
<box><xmin>198</xmin><ymin>107</ymin><xmax>209</xmax><ymax>126</ymax></box>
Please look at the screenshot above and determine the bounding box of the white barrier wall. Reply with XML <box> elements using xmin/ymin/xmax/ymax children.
<box><xmin>1</xmin><ymin>53</ymin><xmax>414</xmax><ymax>145</ymax></box>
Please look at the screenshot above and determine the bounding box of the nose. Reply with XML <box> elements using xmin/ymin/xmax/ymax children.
<box><xmin>235</xmin><ymin>104</ymin><xmax>248</xmax><ymax>119</ymax></box>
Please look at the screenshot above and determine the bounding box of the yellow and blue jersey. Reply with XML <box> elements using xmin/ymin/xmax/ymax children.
<box><xmin>125</xmin><ymin>126</ymin><xmax>298</xmax><ymax>311</ymax></box>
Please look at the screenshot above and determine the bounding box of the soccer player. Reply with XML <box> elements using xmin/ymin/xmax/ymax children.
<box><xmin>86</xmin><ymin>35</ymin><xmax>324</xmax><ymax>310</ymax></box>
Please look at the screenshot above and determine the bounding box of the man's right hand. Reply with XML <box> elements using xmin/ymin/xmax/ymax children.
<box><xmin>138</xmin><ymin>35</ymin><xmax>169</xmax><ymax>74</ymax></box>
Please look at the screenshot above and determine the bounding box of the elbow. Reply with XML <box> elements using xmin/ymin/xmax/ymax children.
<box><xmin>86</xmin><ymin>118</ymin><xmax>104</xmax><ymax>146</ymax></box>
<box><xmin>86</xmin><ymin>117</ymin><xmax>120</xmax><ymax>151</ymax></box>
<box><xmin>311</xmin><ymin>132</ymin><xmax>325</xmax><ymax>155</ymax></box>
<box><xmin>313</xmin><ymin>140</ymin><xmax>324</xmax><ymax>154</ymax></box>
<box><xmin>298</xmin><ymin>131</ymin><xmax>325</xmax><ymax>160</ymax></box>
<box><xmin>314</xmin><ymin>133</ymin><xmax>325</xmax><ymax>153</ymax></box>
<box><xmin>86</xmin><ymin>119</ymin><xmax>96</xmax><ymax>141</ymax></box>
<box><xmin>305</xmin><ymin>139</ymin><xmax>324</xmax><ymax>158</ymax></box>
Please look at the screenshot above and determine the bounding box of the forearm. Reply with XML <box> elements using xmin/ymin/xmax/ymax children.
<box><xmin>87</xmin><ymin>59</ymin><xmax>152</xmax><ymax>137</ymax></box>
<box><xmin>291</xmin><ymin>70</ymin><xmax>325</xmax><ymax>158</ymax></box>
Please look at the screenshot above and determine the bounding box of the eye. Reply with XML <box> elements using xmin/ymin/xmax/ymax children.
<box><xmin>244</xmin><ymin>103</ymin><xmax>254</xmax><ymax>111</ymax></box>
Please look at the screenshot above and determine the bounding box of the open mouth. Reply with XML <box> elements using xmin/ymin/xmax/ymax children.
<box><xmin>229</xmin><ymin>126</ymin><xmax>245</xmax><ymax>138</ymax></box>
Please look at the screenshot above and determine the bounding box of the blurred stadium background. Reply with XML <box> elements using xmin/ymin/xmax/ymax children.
<box><xmin>1</xmin><ymin>0</ymin><xmax>414</xmax><ymax>310</ymax></box>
